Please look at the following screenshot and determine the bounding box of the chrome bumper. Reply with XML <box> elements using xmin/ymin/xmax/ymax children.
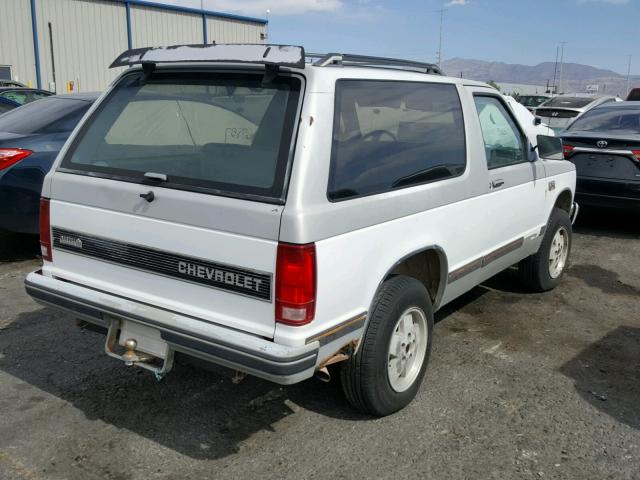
<box><xmin>570</xmin><ymin>202</ymin><xmax>580</xmax><ymax>225</ymax></box>
<box><xmin>25</xmin><ymin>270</ymin><xmax>319</xmax><ymax>385</ymax></box>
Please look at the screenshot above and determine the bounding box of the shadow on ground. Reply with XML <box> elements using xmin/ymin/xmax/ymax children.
<box><xmin>560</xmin><ymin>326</ymin><xmax>640</xmax><ymax>430</ymax></box>
<box><xmin>0</xmin><ymin>307</ymin><xmax>369</xmax><ymax>461</ymax></box>
<box><xmin>573</xmin><ymin>206</ymin><xmax>640</xmax><ymax>239</ymax></box>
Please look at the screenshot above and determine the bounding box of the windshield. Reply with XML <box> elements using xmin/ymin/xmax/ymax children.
<box><xmin>518</xmin><ymin>96</ymin><xmax>548</xmax><ymax>107</ymax></box>
<box><xmin>62</xmin><ymin>71</ymin><xmax>302</xmax><ymax>202</ymax></box>
<box><xmin>540</xmin><ymin>97</ymin><xmax>594</xmax><ymax>109</ymax></box>
<box><xmin>0</xmin><ymin>97</ymin><xmax>91</xmax><ymax>134</ymax></box>
<box><xmin>566</xmin><ymin>108</ymin><xmax>640</xmax><ymax>134</ymax></box>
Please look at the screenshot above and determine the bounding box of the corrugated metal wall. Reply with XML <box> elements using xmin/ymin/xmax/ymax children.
<box><xmin>0</xmin><ymin>0</ymin><xmax>37</xmax><ymax>86</ymax></box>
<box><xmin>207</xmin><ymin>17</ymin><xmax>265</xmax><ymax>44</ymax></box>
<box><xmin>0</xmin><ymin>0</ymin><xmax>267</xmax><ymax>94</ymax></box>
<box><xmin>35</xmin><ymin>0</ymin><xmax>128</xmax><ymax>93</ymax></box>
<box><xmin>130</xmin><ymin>5</ymin><xmax>202</xmax><ymax>48</ymax></box>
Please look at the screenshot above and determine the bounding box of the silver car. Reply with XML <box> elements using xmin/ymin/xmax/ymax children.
<box><xmin>535</xmin><ymin>95</ymin><xmax>620</xmax><ymax>133</ymax></box>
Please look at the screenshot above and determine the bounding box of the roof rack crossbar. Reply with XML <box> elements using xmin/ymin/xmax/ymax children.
<box><xmin>306</xmin><ymin>53</ymin><xmax>442</xmax><ymax>75</ymax></box>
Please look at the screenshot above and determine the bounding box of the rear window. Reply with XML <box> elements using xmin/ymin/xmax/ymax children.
<box><xmin>541</xmin><ymin>97</ymin><xmax>594</xmax><ymax>109</ymax></box>
<box><xmin>61</xmin><ymin>71</ymin><xmax>302</xmax><ymax>202</ymax></box>
<box><xmin>328</xmin><ymin>80</ymin><xmax>466</xmax><ymax>201</ymax></box>
<box><xmin>567</xmin><ymin>108</ymin><xmax>640</xmax><ymax>134</ymax></box>
<box><xmin>0</xmin><ymin>97</ymin><xmax>91</xmax><ymax>134</ymax></box>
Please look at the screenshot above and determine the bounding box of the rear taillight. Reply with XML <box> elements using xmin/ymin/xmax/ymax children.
<box><xmin>563</xmin><ymin>145</ymin><xmax>575</xmax><ymax>159</ymax></box>
<box><xmin>39</xmin><ymin>198</ymin><xmax>52</xmax><ymax>261</ymax></box>
<box><xmin>275</xmin><ymin>242</ymin><xmax>316</xmax><ymax>326</ymax></box>
<box><xmin>632</xmin><ymin>150</ymin><xmax>640</xmax><ymax>162</ymax></box>
<box><xmin>0</xmin><ymin>148</ymin><xmax>32</xmax><ymax>171</ymax></box>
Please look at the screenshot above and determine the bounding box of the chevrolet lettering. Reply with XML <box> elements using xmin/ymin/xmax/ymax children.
<box><xmin>25</xmin><ymin>44</ymin><xmax>577</xmax><ymax>416</ymax></box>
<box><xmin>177</xmin><ymin>261</ymin><xmax>264</xmax><ymax>292</ymax></box>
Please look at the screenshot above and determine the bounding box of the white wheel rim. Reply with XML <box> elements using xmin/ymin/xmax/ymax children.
<box><xmin>548</xmin><ymin>226</ymin><xmax>569</xmax><ymax>279</ymax></box>
<box><xmin>387</xmin><ymin>307</ymin><xmax>428</xmax><ymax>393</ymax></box>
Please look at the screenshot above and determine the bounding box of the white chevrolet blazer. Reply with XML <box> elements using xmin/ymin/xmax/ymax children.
<box><xmin>25</xmin><ymin>45</ymin><xmax>577</xmax><ymax>416</ymax></box>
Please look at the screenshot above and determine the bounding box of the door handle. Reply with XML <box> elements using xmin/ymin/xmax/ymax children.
<box><xmin>491</xmin><ymin>179</ymin><xmax>505</xmax><ymax>189</ymax></box>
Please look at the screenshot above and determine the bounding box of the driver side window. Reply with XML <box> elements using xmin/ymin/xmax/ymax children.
<box><xmin>474</xmin><ymin>96</ymin><xmax>526</xmax><ymax>169</ymax></box>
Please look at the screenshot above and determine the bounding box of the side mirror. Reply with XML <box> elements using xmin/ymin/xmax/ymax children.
<box><xmin>533</xmin><ymin>117</ymin><xmax>542</xmax><ymax>126</ymax></box>
<box><xmin>536</xmin><ymin>135</ymin><xmax>563</xmax><ymax>160</ymax></box>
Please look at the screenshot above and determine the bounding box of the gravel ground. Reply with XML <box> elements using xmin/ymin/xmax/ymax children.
<box><xmin>0</xmin><ymin>208</ymin><xmax>638</xmax><ymax>480</ymax></box>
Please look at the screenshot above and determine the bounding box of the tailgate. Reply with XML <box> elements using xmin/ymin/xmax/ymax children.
<box><xmin>43</xmin><ymin>68</ymin><xmax>304</xmax><ymax>338</ymax></box>
<box><xmin>48</xmin><ymin>174</ymin><xmax>281</xmax><ymax>337</ymax></box>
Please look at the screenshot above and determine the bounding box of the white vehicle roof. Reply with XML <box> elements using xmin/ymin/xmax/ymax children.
<box><xmin>110</xmin><ymin>43</ymin><xmax>492</xmax><ymax>91</ymax></box>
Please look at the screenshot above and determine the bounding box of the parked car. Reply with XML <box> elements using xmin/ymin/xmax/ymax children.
<box><xmin>561</xmin><ymin>101</ymin><xmax>640</xmax><ymax>210</ymax></box>
<box><xmin>0</xmin><ymin>96</ymin><xmax>20</xmax><ymax>115</ymax></box>
<box><xmin>535</xmin><ymin>95</ymin><xmax>620</xmax><ymax>133</ymax></box>
<box><xmin>0</xmin><ymin>93</ymin><xmax>98</xmax><ymax>234</ymax></box>
<box><xmin>627</xmin><ymin>88</ymin><xmax>640</xmax><ymax>101</ymax></box>
<box><xmin>0</xmin><ymin>87</ymin><xmax>53</xmax><ymax>106</ymax></box>
<box><xmin>516</xmin><ymin>94</ymin><xmax>550</xmax><ymax>112</ymax></box>
<box><xmin>0</xmin><ymin>80</ymin><xmax>26</xmax><ymax>88</ymax></box>
<box><xmin>24</xmin><ymin>45</ymin><xmax>576</xmax><ymax>416</ymax></box>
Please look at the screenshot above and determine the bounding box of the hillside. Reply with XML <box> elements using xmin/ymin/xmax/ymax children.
<box><xmin>441</xmin><ymin>58</ymin><xmax>639</xmax><ymax>97</ymax></box>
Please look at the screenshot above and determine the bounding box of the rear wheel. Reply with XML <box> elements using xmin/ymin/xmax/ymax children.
<box><xmin>519</xmin><ymin>208</ymin><xmax>572</xmax><ymax>292</ymax></box>
<box><xmin>340</xmin><ymin>275</ymin><xmax>433</xmax><ymax>416</ymax></box>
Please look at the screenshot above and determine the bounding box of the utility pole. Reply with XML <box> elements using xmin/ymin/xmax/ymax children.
<box><xmin>626</xmin><ymin>54</ymin><xmax>632</xmax><ymax>98</ymax></box>
<box><xmin>558</xmin><ymin>41</ymin><xmax>567</xmax><ymax>94</ymax></box>
<box><xmin>436</xmin><ymin>8</ymin><xmax>446</xmax><ymax>69</ymax></box>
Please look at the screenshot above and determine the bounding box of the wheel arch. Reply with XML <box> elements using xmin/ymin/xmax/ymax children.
<box><xmin>553</xmin><ymin>188</ymin><xmax>573</xmax><ymax>214</ymax></box>
<box><xmin>378</xmin><ymin>245</ymin><xmax>449</xmax><ymax>312</ymax></box>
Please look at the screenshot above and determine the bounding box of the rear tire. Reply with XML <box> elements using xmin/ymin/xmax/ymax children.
<box><xmin>519</xmin><ymin>208</ymin><xmax>572</xmax><ymax>292</ymax></box>
<box><xmin>340</xmin><ymin>275</ymin><xmax>434</xmax><ymax>416</ymax></box>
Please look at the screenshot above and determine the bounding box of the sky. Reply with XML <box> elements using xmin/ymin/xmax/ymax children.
<box><xmin>163</xmin><ymin>0</ymin><xmax>640</xmax><ymax>76</ymax></box>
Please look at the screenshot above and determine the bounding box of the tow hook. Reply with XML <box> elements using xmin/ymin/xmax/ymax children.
<box><xmin>104</xmin><ymin>319</ymin><xmax>174</xmax><ymax>381</ymax></box>
<box><xmin>122</xmin><ymin>338</ymin><xmax>141</xmax><ymax>366</ymax></box>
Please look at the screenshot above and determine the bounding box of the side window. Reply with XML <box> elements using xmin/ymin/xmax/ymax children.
<box><xmin>328</xmin><ymin>80</ymin><xmax>466</xmax><ymax>201</ymax></box>
<box><xmin>474</xmin><ymin>95</ymin><xmax>527</xmax><ymax>169</ymax></box>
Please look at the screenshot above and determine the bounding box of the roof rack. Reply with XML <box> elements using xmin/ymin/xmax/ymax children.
<box><xmin>306</xmin><ymin>53</ymin><xmax>442</xmax><ymax>75</ymax></box>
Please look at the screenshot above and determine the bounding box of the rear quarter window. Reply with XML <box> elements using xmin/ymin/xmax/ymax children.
<box><xmin>328</xmin><ymin>80</ymin><xmax>466</xmax><ymax>201</ymax></box>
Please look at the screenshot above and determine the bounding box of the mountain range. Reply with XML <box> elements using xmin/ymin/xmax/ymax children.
<box><xmin>441</xmin><ymin>58</ymin><xmax>639</xmax><ymax>97</ymax></box>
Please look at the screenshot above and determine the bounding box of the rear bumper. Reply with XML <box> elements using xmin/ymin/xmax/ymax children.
<box><xmin>25</xmin><ymin>270</ymin><xmax>319</xmax><ymax>385</ymax></box>
<box><xmin>576</xmin><ymin>178</ymin><xmax>640</xmax><ymax>210</ymax></box>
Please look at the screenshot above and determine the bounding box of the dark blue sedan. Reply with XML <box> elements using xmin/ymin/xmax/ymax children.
<box><xmin>0</xmin><ymin>97</ymin><xmax>20</xmax><ymax>115</ymax></box>
<box><xmin>0</xmin><ymin>93</ymin><xmax>98</xmax><ymax>234</ymax></box>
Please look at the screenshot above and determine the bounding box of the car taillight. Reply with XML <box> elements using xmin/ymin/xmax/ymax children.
<box><xmin>39</xmin><ymin>198</ymin><xmax>52</xmax><ymax>261</ymax></box>
<box><xmin>275</xmin><ymin>242</ymin><xmax>316</xmax><ymax>326</ymax></box>
<box><xmin>632</xmin><ymin>150</ymin><xmax>640</xmax><ymax>162</ymax></box>
<box><xmin>563</xmin><ymin>145</ymin><xmax>575</xmax><ymax>159</ymax></box>
<box><xmin>0</xmin><ymin>148</ymin><xmax>32</xmax><ymax>171</ymax></box>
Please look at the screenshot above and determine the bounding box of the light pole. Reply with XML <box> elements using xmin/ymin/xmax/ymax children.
<box><xmin>436</xmin><ymin>9</ymin><xmax>446</xmax><ymax>69</ymax></box>
<box><xmin>626</xmin><ymin>54</ymin><xmax>632</xmax><ymax>98</ymax></box>
<box><xmin>552</xmin><ymin>45</ymin><xmax>559</xmax><ymax>94</ymax></box>
<box><xmin>265</xmin><ymin>9</ymin><xmax>270</xmax><ymax>40</ymax></box>
<box><xmin>558</xmin><ymin>41</ymin><xmax>567</xmax><ymax>94</ymax></box>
